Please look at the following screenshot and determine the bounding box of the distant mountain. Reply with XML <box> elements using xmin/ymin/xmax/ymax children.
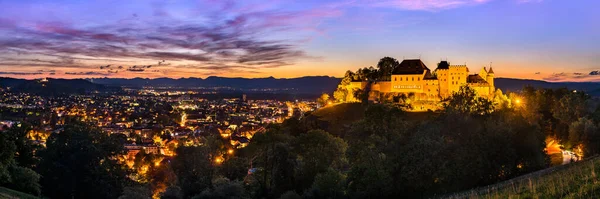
<box><xmin>90</xmin><ymin>76</ymin><xmax>600</xmax><ymax>96</ymax></box>
<box><xmin>3</xmin><ymin>76</ymin><xmax>600</xmax><ymax>97</ymax></box>
<box><xmin>495</xmin><ymin>78</ymin><xmax>600</xmax><ymax>94</ymax></box>
<box><xmin>90</xmin><ymin>76</ymin><xmax>341</xmax><ymax>94</ymax></box>
<box><xmin>0</xmin><ymin>78</ymin><xmax>119</xmax><ymax>96</ymax></box>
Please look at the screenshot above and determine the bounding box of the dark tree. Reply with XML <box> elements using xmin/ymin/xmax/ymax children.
<box><xmin>37</xmin><ymin>122</ymin><xmax>132</xmax><ymax>199</ymax></box>
<box><xmin>376</xmin><ymin>57</ymin><xmax>400</xmax><ymax>81</ymax></box>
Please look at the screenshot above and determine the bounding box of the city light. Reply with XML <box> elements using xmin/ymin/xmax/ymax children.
<box><xmin>214</xmin><ymin>157</ymin><xmax>224</xmax><ymax>164</ymax></box>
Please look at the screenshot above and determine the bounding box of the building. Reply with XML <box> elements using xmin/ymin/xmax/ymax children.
<box><xmin>346</xmin><ymin>59</ymin><xmax>495</xmax><ymax>111</ymax></box>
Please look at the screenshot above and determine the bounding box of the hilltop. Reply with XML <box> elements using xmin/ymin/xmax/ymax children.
<box><xmin>309</xmin><ymin>103</ymin><xmax>437</xmax><ymax>136</ymax></box>
<box><xmin>0</xmin><ymin>77</ymin><xmax>119</xmax><ymax>96</ymax></box>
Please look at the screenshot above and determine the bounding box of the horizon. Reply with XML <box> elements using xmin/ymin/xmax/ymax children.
<box><xmin>0</xmin><ymin>0</ymin><xmax>598</xmax><ymax>81</ymax></box>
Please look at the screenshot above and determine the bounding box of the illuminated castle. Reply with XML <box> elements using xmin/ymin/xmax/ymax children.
<box><xmin>346</xmin><ymin>59</ymin><xmax>495</xmax><ymax>111</ymax></box>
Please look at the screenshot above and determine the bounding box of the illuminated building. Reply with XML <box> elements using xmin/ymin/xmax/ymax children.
<box><xmin>346</xmin><ymin>59</ymin><xmax>495</xmax><ymax>111</ymax></box>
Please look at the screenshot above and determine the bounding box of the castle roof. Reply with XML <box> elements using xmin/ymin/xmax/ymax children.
<box><xmin>488</xmin><ymin>67</ymin><xmax>494</xmax><ymax>74</ymax></box>
<box><xmin>467</xmin><ymin>74</ymin><xmax>490</xmax><ymax>85</ymax></box>
<box><xmin>424</xmin><ymin>70</ymin><xmax>437</xmax><ymax>80</ymax></box>
<box><xmin>436</xmin><ymin>61</ymin><xmax>450</xmax><ymax>70</ymax></box>
<box><xmin>392</xmin><ymin>59</ymin><xmax>430</xmax><ymax>75</ymax></box>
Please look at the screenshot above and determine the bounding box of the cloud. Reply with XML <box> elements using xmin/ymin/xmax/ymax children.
<box><xmin>0</xmin><ymin>71</ymin><xmax>44</xmax><ymax>75</ymax></box>
<box><xmin>543</xmin><ymin>71</ymin><xmax>600</xmax><ymax>82</ymax></box>
<box><xmin>366</xmin><ymin>0</ymin><xmax>492</xmax><ymax>11</ymax></box>
<box><xmin>0</xmin><ymin>0</ymin><xmax>338</xmax><ymax>77</ymax></box>
<box><xmin>65</xmin><ymin>71</ymin><xmax>112</xmax><ymax>76</ymax></box>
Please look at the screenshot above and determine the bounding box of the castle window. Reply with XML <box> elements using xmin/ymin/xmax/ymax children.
<box><xmin>452</xmin><ymin>77</ymin><xmax>454</xmax><ymax>80</ymax></box>
<box><xmin>395</xmin><ymin>77</ymin><xmax>397</xmax><ymax>81</ymax></box>
<box><xmin>418</xmin><ymin>77</ymin><xmax>420</xmax><ymax>81</ymax></box>
<box><xmin>412</xmin><ymin>77</ymin><xmax>414</xmax><ymax>81</ymax></box>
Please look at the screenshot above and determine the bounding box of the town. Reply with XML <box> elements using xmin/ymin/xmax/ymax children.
<box><xmin>0</xmin><ymin>86</ymin><xmax>317</xmax><ymax>174</ymax></box>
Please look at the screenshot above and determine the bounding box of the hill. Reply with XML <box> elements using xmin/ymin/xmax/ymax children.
<box><xmin>90</xmin><ymin>76</ymin><xmax>341</xmax><ymax>94</ymax></box>
<box><xmin>495</xmin><ymin>78</ymin><xmax>600</xmax><ymax>94</ymax></box>
<box><xmin>0</xmin><ymin>186</ymin><xmax>40</xmax><ymax>199</ymax></box>
<box><xmin>0</xmin><ymin>78</ymin><xmax>119</xmax><ymax>96</ymax></box>
<box><xmin>445</xmin><ymin>156</ymin><xmax>600</xmax><ymax>198</ymax></box>
<box><xmin>4</xmin><ymin>76</ymin><xmax>600</xmax><ymax>96</ymax></box>
<box><xmin>309</xmin><ymin>103</ymin><xmax>437</xmax><ymax>136</ymax></box>
<box><xmin>91</xmin><ymin>76</ymin><xmax>600</xmax><ymax>96</ymax></box>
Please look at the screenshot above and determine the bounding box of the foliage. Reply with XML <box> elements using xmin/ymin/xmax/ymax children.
<box><xmin>304</xmin><ymin>168</ymin><xmax>346</xmax><ymax>199</ymax></box>
<box><xmin>444</xmin><ymin>85</ymin><xmax>494</xmax><ymax>115</ymax></box>
<box><xmin>118</xmin><ymin>186</ymin><xmax>152</xmax><ymax>199</ymax></box>
<box><xmin>192</xmin><ymin>177</ymin><xmax>248</xmax><ymax>199</ymax></box>
<box><xmin>0</xmin><ymin>127</ymin><xmax>41</xmax><ymax>197</ymax></box>
<box><xmin>160</xmin><ymin>186</ymin><xmax>184</xmax><ymax>199</ymax></box>
<box><xmin>0</xmin><ymin>132</ymin><xmax>15</xmax><ymax>184</ymax></box>
<box><xmin>568</xmin><ymin>117</ymin><xmax>600</xmax><ymax>156</ymax></box>
<box><xmin>293</xmin><ymin>130</ymin><xmax>347</xmax><ymax>191</ymax></box>
<box><xmin>171</xmin><ymin>145</ymin><xmax>216</xmax><ymax>198</ymax></box>
<box><xmin>376</xmin><ymin>57</ymin><xmax>400</xmax><ymax>81</ymax></box>
<box><xmin>7</xmin><ymin>165</ymin><xmax>41</xmax><ymax>196</ymax></box>
<box><xmin>3</xmin><ymin>123</ymin><xmax>40</xmax><ymax>168</ymax></box>
<box><xmin>36</xmin><ymin>122</ymin><xmax>132</xmax><ymax>199</ymax></box>
<box><xmin>317</xmin><ymin>93</ymin><xmax>331</xmax><ymax>107</ymax></box>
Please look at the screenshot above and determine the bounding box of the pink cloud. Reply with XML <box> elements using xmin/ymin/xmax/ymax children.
<box><xmin>366</xmin><ymin>0</ymin><xmax>492</xmax><ymax>11</ymax></box>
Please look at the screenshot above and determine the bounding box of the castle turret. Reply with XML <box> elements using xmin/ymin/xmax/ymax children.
<box><xmin>487</xmin><ymin>67</ymin><xmax>495</xmax><ymax>93</ymax></box>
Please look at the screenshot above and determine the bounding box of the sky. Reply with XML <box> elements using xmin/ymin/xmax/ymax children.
<box><xmin>0</xmin><ymin>0</ymin><xmax>598</xmax><ymax>81</ymax></box>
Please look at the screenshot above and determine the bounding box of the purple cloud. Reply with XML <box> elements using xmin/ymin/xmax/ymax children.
<box><xmin>0</xmin><ymin>0</ymin><xmax>339</xmax><ymax>76</ymax></box>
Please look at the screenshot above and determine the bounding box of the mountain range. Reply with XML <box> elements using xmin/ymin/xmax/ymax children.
<box><xmin>2</xmin><ymin>76</ymin><xmax>600</xmax><ymax>97</ymax></box>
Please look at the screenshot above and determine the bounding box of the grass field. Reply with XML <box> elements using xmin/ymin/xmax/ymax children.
<box><xmin>445</xmin><ymin>156</ymin><xmax>600</xmax><ymax>199</ymax></box>
<box><xmin>0</xmin><ymin>187</ymin><xmax>40</xmax><ymax>199</ymax></box>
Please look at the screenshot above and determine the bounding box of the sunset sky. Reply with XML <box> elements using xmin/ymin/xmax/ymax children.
<box><xmin>0</xmin><ymin>0</ymin><xmax>598</xmax><ymax>81</ymax></box>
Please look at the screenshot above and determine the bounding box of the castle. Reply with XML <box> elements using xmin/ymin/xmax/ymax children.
<box><xmin>346</xmin><ymin>59</ymin><xmax>496</xmax><ymax>111</ymax></box>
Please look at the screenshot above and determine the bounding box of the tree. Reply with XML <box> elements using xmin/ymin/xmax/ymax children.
<box><xmin>7</xmin><ymin>166</ymin><xmax>41</xmax><ymax>196</ymax></box>
<box><xmin>304</xmin><ymin>168</ymin><xmax>346</xmax><ymax>199</ymax></box>
<box><xmin>161</xmin><ymin>186</ymin><xmax>184</xmax><ymax>199</ymax></box>
<box><xmin>444</xmin><ymin>86</ymin><xmax>493</xmax><ymax>115</ymax></box>
<box><xmin>317</xmin><ymin>93</ymin><xmax>331</xmax><ymax>107</ymax></box>
<box><xmin>376</xmin><ymin>57</ymin><xmax>400</xmax><ymax>81</ymax></box>
<box><xmin>293</xmin><ymin>130</ymin><xmax>347</xmax><ymax>191</ymax></box>
<box><xmin>171</xmin><ymin>145</ymin><xmax>215</xmax><ymax>198</ymax></box>
<box><xmin>37</xmin><ymin>122</ymin><xmax>132</xmax><ymax>199</ymax></box>
<box><xmin>333</xmin><ymin>87</ymin><xmax>348</xmax><ymax>103</ymax></box>
<box><xmin>4</xmin><ymin>123</ymin><xmax>39</xmax><ymax>168</ymax></box>
<box><xmin>192</xmin><ymin>177</ymin><xmax>248</xmax><ymax>199</ymax></box>
<box><xmin>0</xmin><ymin>132</ymin><xmax>15</xmax><ymax>184</ymax></box>
<box><xmin>569</xmin><ymin>117</ymin><xmax>599</xmax><ymax>156</ymax></box>
<box><xmin>119</xmin><ymin>186</ymin><xmax>152</xmax><ymax>199</ymax></box>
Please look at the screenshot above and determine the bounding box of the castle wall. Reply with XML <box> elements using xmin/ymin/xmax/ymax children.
<box><xmin>448</xmin><ymin>65</ymin><xmax>468</xmax><ymax>96</ymax></box>
<box><xmin>391</xmin><ymin>73</ymin><xmax>426</xmax><ymax>93</ymax></box>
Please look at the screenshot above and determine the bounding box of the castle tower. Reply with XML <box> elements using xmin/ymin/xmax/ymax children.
<box><xmin>487</xmin><ymin>67</ymin><xmax>495</xmax><ymax>93</ymax></box>
<box><xmin>479</xmin><ymin>67</ymin><xmax>488</xmax><ymax>79</ymax></box>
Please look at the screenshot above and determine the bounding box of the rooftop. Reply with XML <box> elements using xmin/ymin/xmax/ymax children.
<box><xmin>392</xmin><ymin>59</ymin><xmax>430</xmax><ymax>75</ymax></box>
